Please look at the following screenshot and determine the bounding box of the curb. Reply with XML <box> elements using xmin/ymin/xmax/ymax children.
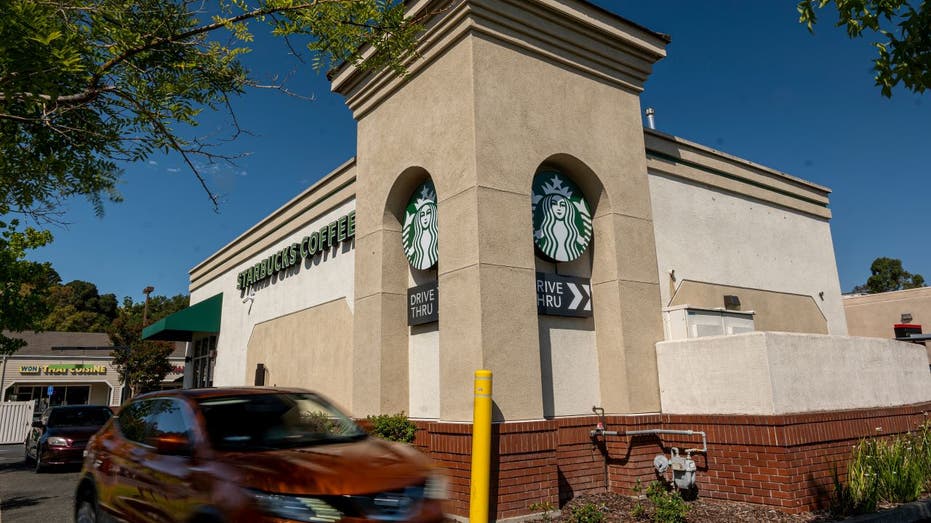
<box><xmin>842</xmin><ymin>499</ymin><xmax>931</xmax><ymax>522</ymax></box>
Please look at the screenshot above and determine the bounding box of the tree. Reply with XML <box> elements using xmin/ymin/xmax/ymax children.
<box><xmin>40</xmin><ymin>280</ymin><xmax>119</xmax><ymax>332</ymax></box>
<box><xmin>108</xmin><ymin>293</ymin><xmax>189</xmax><ymax>396</ymax></box>
<box><xmin>798</xmin><ymin>0</ymin><xmax>931</xmax><ymax>97</ymax></box>
<box><xmin>851</xmin><ymin>256</ymin><xmax>926</xmax><ymax>293</ymax></box>
<box><xmin>0</xmin><ymin>220</ymin><xmax>58</xmax><ymax>354</ymax></box>
<box><xmin>0</xmin><ymin>0</ymin><xmax>426</xmax><ymax>223</ymax></box>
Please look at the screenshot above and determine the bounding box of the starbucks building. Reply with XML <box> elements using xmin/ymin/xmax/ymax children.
<box><xmin>143</xmin><ymin>0</ymin><xmax>931</xmax><ymax>519</ymax></box>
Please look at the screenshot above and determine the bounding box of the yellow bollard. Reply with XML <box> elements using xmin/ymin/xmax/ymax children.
<box><xmin>469</xmin><ymin>369</ymin><xmax>493</xmax><ymax>523</ymax></box>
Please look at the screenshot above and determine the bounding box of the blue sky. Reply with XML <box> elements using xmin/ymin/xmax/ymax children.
<box><xmin>29</xmin><ymin>1</ymin><xmax>931</xmax><ymax>304</ymax></box>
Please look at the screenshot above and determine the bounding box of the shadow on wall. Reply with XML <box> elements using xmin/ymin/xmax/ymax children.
<box><xmin>538</xmin><ymin>316</ymin><xmax>596</xmax><ymax>419</ymax></box>
<box><xmin>558</xmin><ymin>467</ymin><xmax>574</xmax><ymax>507</ymax></box>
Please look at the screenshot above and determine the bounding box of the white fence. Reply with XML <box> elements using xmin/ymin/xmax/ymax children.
<box><xmin>0</xmin><ymin>401</ymin><xmax>35</xmax><ymax>444</ymax></box>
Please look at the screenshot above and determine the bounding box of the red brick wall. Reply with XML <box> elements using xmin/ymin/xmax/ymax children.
<box><xmin>409</xmin><ymin>402</ymin><xmax>931</xmax><ymax>520</ymax></box>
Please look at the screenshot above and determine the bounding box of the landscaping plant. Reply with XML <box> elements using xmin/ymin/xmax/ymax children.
<box><xmin>366</xmin><ymin>412</ymin><xmax>417</xmax><ymax>443</ymax></box>
<box><xmin>528</xmin><ymin>501</ymin><xmax>556</xmax><ymax>521</ymax></box>
<box><xmin>832</xmin><ymin>420</ymin><xmax>931</xmax><ymax>517</ymax></box>
<box><xmin>645</xmin><ymin>481</ymin><xmax>689</xmax><ymax>523</ymax></box>
<box><xmin>567</xmin><ymin>501</ymin><xmax>605</xmax><ymax>523</ymax></box>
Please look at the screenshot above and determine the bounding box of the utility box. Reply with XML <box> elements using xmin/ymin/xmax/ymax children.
<box><xmin>663</xmin><ymin>305</ymin><xmax>755</xmax><ymax>341</ymax></box>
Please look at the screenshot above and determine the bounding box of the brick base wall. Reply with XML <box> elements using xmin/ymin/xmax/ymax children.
<box><xmin>410</xmin><ymin>402</ymin><xmax>931</xmax><ymax>520</ymax></box>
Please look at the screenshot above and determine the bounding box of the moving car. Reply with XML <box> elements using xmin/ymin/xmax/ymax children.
<box><xmin>25</xmin><ymin>404</ymin><xmax>114</xmax><ymax>473</ymax></box>
<box><xmin>74</xmin><ymin>387</ymin><xmax>446</xmax><ymax>523</ymax></box>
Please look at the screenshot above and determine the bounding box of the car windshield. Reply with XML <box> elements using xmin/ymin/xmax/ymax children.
<box><xmin>48</xmin><ymin>407</ymin><xmax>112</xmax><ymax>427</ymax></box>
<box><xmin>197</xmin><ymin>393</ymin><xmax>366</xmax><ymax>451</ymax></box>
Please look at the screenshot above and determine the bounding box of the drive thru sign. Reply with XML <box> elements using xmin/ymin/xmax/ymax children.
<box><xmin>536</xmin><ymin>272</ymin><xmax>593</xmax><ymax>317</ymax></box>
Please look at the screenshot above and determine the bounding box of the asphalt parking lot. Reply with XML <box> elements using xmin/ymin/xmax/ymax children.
<box><xmin>0</xmin><ymin>444</ymin><xmax>80</xmax><ymax>523</ymax></box>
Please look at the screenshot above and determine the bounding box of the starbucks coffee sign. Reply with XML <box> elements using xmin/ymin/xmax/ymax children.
<box><xmin>402</xmin><ymin>181</ymin><xmax>438</xmax><ymax>270</ymax></box>
<box><xmin>236</xmin><ymin>211</ymin><xmax>355</xmax><ymax>290</ymax></box>
<box><xmin>532</xmin><ymin>171</ymin><xmax>593</xmax><ymax>262</ymax></box>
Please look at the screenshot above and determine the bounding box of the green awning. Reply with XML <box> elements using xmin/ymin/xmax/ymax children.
<box><xmin>141</xmin><ymin>293</ymin><xmax>222</xmax><ymax>341</ymax></box>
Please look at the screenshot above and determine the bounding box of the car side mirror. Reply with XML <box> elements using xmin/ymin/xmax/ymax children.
<box><xmin>151</xmin><ymin>433</ymin><xmax>193</xmax><ymax>456</ymax></box>
<box><xmin>31</xmin><ymin>420</ymin><xmax>44</xmax><ymax>429</ymax></box>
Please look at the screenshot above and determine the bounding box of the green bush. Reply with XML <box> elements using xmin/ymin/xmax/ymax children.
<box><xmin>832</xmin><ymin>421</ymin><xmax>931</xmax><ymax>517</ymax></box>
<box><xmin>631</xmin><ymin>479</ymin><xmax>646</xmax><ymax>518</ymax></box>
<box><xmin>567</xmin><ymin>501</ymin><xmax>605</xmax><ymax>523</ymax></box>
<box><xmin>646</xmin><ymin>481</ymin><xmax>689</xmax><ymax>523</ymax></box>
<box><xmin>366</xmin><ymin>412</ymin><xmax>417</xmax><ymax>443</ymax></box>
<box><xmin>528</xmin><ymin>501</ymin><xmax>555</xmax><ymax>521</ymax></box>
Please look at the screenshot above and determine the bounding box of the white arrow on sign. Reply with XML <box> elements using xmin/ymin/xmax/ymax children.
<box><xmin>566</xmin><ymin>282</ymin><xmax>585</xmax><ymax>310</ymax></box>
<box><xmin>567</xmin><ymin>282</ymin><xmax>583</xmax><ymax>310</ymax></box>
<box><xmin>583</xmin><ymin>283</ymin><xmax>591</xmax><ymax>311</ymax></box>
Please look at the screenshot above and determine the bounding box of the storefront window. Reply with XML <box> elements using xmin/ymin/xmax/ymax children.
<box><xmin>193</xmin><ymin>335</ymin><xmax>217</xmax><ymax>388</ymax></box>
<box><xmin>10</xmin><ymin>385</ymin><xmax>91</xmax><ymax>410</ymax></box>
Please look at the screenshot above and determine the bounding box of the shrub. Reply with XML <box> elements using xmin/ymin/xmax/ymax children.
<box><xmin>646</xmin><ymin>481</ymin><xmax>689</xmax><ymax>523</ymax></box>
<box><xmin>528</xmin><ymin>501</ymin><xmax>555</xmax><ymax>521</ymax></box>
<box><xmin>832</xmin><ymin>421</ymin><xmax>931</xmax><ymax>517</ymax></box>
<box><xmin>631</xmin><ymin>479</ymin><xmax>646</xmax><ymax>518</ymax></box>
<box><xmin>366</xmin><ymin>412</ymin><xmax>417</xmax><ymax>443</ymax></box>
<box><xmin>567</xmin><ymin>501</ymin><xmax>605</xmax><ymax>523</ymax></box>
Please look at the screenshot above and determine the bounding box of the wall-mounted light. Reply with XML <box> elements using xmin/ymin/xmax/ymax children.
<box><xmin>254</xmin><ymin>363</ymin><xmax>266</xmax><ymax>386</ymax></box>
<box><xmin>723</xmin><ymin>295</ymin><xmax>741</xmax><ymax>311</ymax></box>
<box><xmin>902</xmin><ymin>313</ymin><xmax>913</xmax><ymax>323</ymax></box>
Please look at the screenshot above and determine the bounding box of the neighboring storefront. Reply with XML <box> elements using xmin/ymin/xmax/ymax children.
<box><xmin>143</xmin><ymin>0</ymin><xmax>931</xmax><ymax>518</ymax></box>
<box><xmin>844</xmin><ymin>286</ymin><xmax>931</xmax><ymax>363</ymax></box>
<box><xmin>1</xmin><ymin>331</ymin><xmax>185</xmax><ymax>408</ymax></box>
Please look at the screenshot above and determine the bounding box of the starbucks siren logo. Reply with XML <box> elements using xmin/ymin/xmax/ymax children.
<box><xmin>532</xmin><ymin>172</ymin><xmax>592</xmax><ymax>262</ymax></box>
<box><xmin>402</xmin><ymin>181</ymin><xmax>438</xmax><ymax>270</ymax></box>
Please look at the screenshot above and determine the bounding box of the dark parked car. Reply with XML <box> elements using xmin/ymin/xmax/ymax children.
<box><xmin>25</xmin><ymin>405</ymin><xmax>113</xmax><ymax>473</ymax></box>
<box><xmin>75</xmin><ymin>387</ymin><xmax>446</xmax><ymax>523</ymax></box>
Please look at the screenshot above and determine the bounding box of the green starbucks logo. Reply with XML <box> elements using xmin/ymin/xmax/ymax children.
<box><xmin>403</xmin><ymin>181</ymin><xmax>438</xmax><ymax>270</ymax></box>
<box><xmin>532</xmin><ymin>171</ymin><xmax>592</xmax><ymax>262</ymax></box>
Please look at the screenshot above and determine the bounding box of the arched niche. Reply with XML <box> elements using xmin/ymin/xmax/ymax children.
<box><xmin>384</xmin><ymin>166</ymin><xmax>440</xmax><ymax>420</ymax></box>
<box><xmin>532</xmin><ymin>154</ymin><xmax>609</xmax><ymax>418</ymax></box>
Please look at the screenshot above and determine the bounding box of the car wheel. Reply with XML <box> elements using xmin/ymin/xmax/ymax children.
<box><xmin>76</xmin><ymin>498</ymin><xmax>97</xmax><ymax>523</ymax></box>
<box><xmin>24</xmin><ymin>445</ymin><xmax>34</xmax><ymax>466</ymax></box>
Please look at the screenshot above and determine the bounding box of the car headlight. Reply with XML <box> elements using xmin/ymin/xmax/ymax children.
<box><xmin>47</xmin><ymin>437</ymin><xmax>70</xmax><ymax>447</ymax></box>
<box><xmin>425</xmin><ymin>472</ymin><xmax>448</xmax><ymax>500</ymax></box>
<box><xmin>250</xmin><ymin>491</ymin><xmax>342</xmax><ymax>522</ymax></box>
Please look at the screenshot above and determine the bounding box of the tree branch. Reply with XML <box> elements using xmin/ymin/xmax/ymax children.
<box><xmin>111</xmin><ymin>88</ymin><xmax>220</xmax><ymax>211</ymax></box>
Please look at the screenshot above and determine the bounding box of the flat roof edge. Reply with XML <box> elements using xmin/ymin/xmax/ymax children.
<box><xmin>188</xmin><ymin>157</ymin><xmax>356</xmax><ymax>277</ymax></box>
<box><xmin>644</xmin><ymin>128</ymin><xmax>831</xmax><ymax>195</ymax></box>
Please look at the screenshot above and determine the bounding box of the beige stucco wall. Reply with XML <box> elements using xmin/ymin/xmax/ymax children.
<box><xmin>345</xmin><ymin>0</ymin><xmax>669</xmax><ymax>420</ymax></box>
<box><xmin>656</xmin><ymin>332</ymin><xmax>931</xmax><ymax>415</ymax></box>
<box><xmin>648</xmin><ymin>170</ymin><xmax>847</xmax><ymax>335</ymax></box>
<box><xmin>191</xmin><ymin>196</ymin><xmax>356</xmax><ymax>406</ymax></box>
<box><xmin>409</xmin><ymin>324</ymin><xmax>440</xmax><ymax>419</ymax></box>
<box><xmin>185</xmin><ymin>0</ymin><xmax>864</xmax><ymax>425</ymax></box>
<box><xmin>845</xmin><ymin>287</ymin><xmax>931</xmax><ymax>337</ymax></box>
<box><xmin>245</xmin><ymin>299</ymin><xmax>354</xmax><ymax>410</ymax></box>
<box><xmin>670</xmin><ymin>280</ymin><xmax>828</xmax><ymax>334</ymax></box>
<box><xmin>845</xmin><ymin>287</ymin><xmax>931</xmax><ymax>363</ymax></box>
<box><xmin>350</xmin><ymin>36</ymin><xmax>478</xmax><ymax>419</ymax></box>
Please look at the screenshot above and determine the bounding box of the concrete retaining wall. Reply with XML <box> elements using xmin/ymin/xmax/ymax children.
<box><xmin>656</xmin><ymin>332</ymin><xmax>931</xmax><ymax>415</ymax></box>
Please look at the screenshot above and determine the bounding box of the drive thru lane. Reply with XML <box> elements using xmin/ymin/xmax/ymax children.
<box><xmin>0</xmin><ymin>444</ymin><xmax>79</xmax><ymax>523</ymax></box>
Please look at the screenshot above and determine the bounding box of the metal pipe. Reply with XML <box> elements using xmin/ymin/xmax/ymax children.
<box><xmin>625</xmin><ymin>429</ymin><xmax>707</xmax><ymax>455</ymax></box>
<box><xmin>590</xmin><ymin>426</ymin><xmax>708</xmax><ymax>455</ymax></box>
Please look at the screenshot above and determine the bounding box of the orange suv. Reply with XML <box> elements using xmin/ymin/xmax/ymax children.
<box><xmin>74</xmin><ymin>387</ymin><xmax>446</xmax><ymax>522</ymax></box>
